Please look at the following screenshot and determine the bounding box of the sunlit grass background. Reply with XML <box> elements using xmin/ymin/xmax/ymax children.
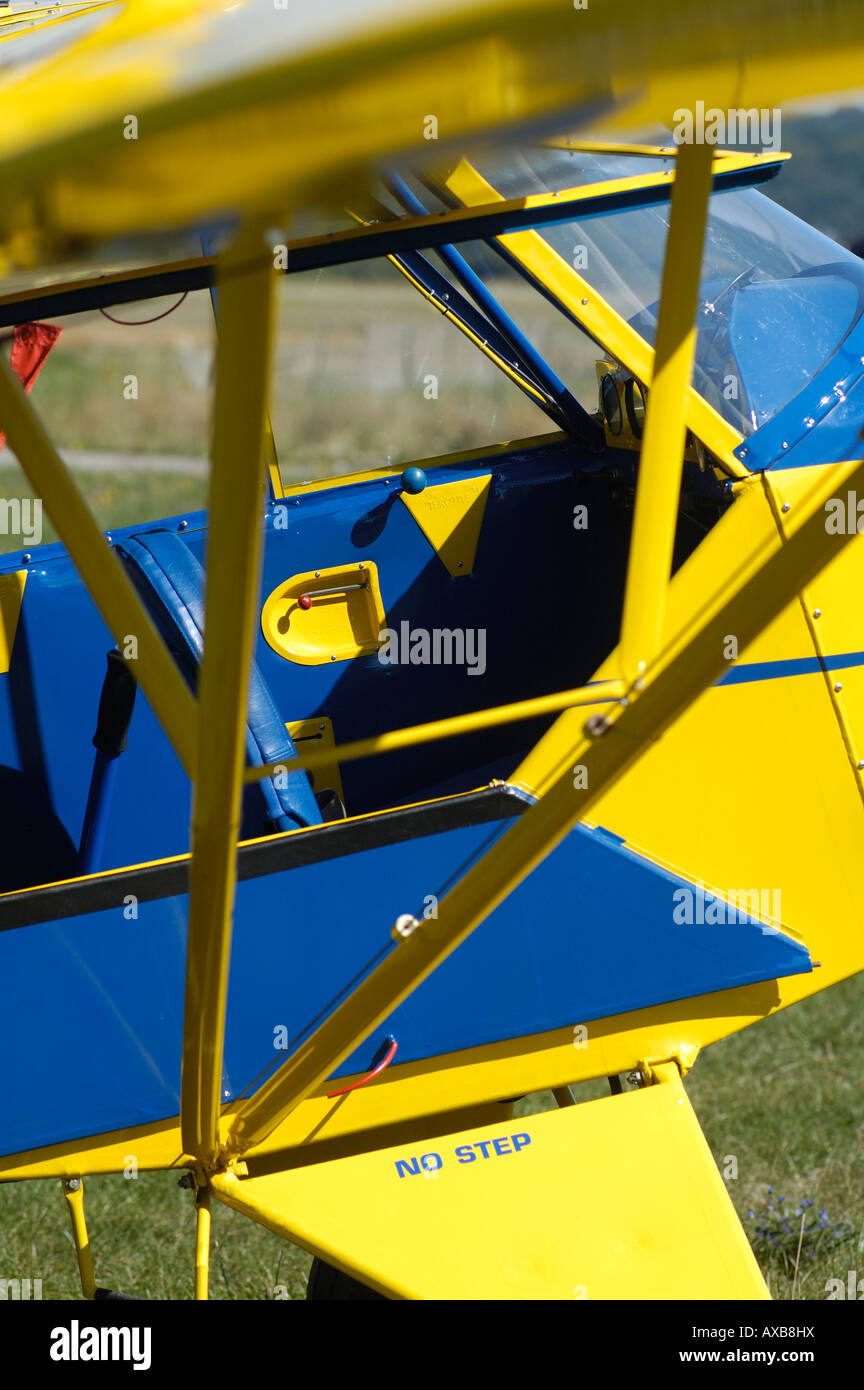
<box><xmin>0</xmin><ymin>275</ymin><xmax>597</xmax><ymax>556</ymax></box>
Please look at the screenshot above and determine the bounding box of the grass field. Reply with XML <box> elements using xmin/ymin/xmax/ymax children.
<box><xmin>1</xmin><ymin>973</ymin><xmax>861</xmax><ymax>1300</ymax></box>
<box><xmin>0</xmin><ymin>271</ymin><xmax>862</xmax><ymax>1301</ymax></box>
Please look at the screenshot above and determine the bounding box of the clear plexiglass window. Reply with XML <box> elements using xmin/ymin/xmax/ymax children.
<box><xmin>458</xmin><ymin>147</ymin><xmax>864</xmax><ymax>437</ymax></box>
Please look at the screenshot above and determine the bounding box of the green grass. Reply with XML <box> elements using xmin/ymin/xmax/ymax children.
<box><xmin>1</xmin><ymin>975</ymin><xmax>861</xmax><ymax>1299</ymax></box>
<box><xmin>0</xmin><ymin>466</ymin><xmax>207</xmax><ymax>554</ymax></box>
<box><xmin>0</xmin><ymin>1171</ymin><xmax>310</xmax><ymax>1301</ymax></box>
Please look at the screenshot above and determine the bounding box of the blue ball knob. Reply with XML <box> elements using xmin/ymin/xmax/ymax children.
<box><xmin>401</xmin><ymin>466</ymin><xmax>427</xmax><ymax>495</ymax></box>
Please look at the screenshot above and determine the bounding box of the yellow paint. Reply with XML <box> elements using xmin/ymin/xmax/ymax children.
<box><xmin>224</xmin><ymin>457</ymin><xmax>864</xmax><ymax>1159</ymax></box>
<box><xmin>194</xmin><ymin>1183</ymin><xmax>211</xmax><ymax>1301</ymax></box>
<box><xmin>515</xmin><ymin>463</ymin><xmax>864</xmax><ymax>1038</ymax></box>
<box><xmin>0</xmin><ymin>2</ymin><xmax>116</xmax><ymax>45</ymax></box>
<box><xmin>2</xmin><ymin>0</ymin><xmax>853</xmax><ymax>263</ymax></box>
<box><xmin>61</xmin><ymin>1178</ymin><xmax>96</xmax><ymax>1299</ymax></box>
<box><xmin>212</xmin><ymin>1064</ymin><xmax>767</xmax><ymax>1300</ymax></box>
<box><xmin>400</xmin><ymin>475</ymin><xmax>491</xmax><ymax>577</ymax></box>
<box><xmin>769</xmin><ymin>466</ymin><xmax>864</xmax><ymax>807</ymax></box>
<box><xmin>181</xmin><ymin>221</ymin><xmax>276</xmax><ymax>1165</ymax></box>
<box><xmin>261</xmin><ymin>562</ymin><xmax>385</xmax><ymax>665</ymax></box>
<box><xmin>619</xmin><ymin>140</ymin><xmax>714</xmax><ymax>681</ymax></box>
<box><xmin>247</xmin><ymin>680</ymin><xmax>625</xmax><ymax>785</ymax></box>
<box><xmin>286</xmin><ymin>717</ymin><xmax>344</xmax><ymax>803</ymax></box>
<box><xmin>281</xmin><ymin>432</ymin><xmax>560</xmax><ymax>500</ymax></box>
<box><xmin>0</xmin><ymin>569</ymin><xmax>26</xmax><ymax>673</ymax></box>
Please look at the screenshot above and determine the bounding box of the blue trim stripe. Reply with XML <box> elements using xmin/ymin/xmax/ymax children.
<box><xmin>719</xmin><ymin>650</ymin><xmax>864</xmax><ymax>685</ymax></box>
<box><xmin>587</xmin><ymin>651</ymin><xmax>864</xmax><ymax>701</ymax></box>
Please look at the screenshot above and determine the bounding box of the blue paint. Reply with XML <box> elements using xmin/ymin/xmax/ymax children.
<box><xmin>718</xmin><ymin>650</ymin><xmax>864</xmax><ymax>685</ymax></box>
<box><xmin>0</xmin><ymin>812</ymin><xmax>810</xmax><ymax>1158</ymax></box>
<box><xmin>78</xmin><ymin>751</ymin><xmax>120</xmax><ymax>875</ymax></box>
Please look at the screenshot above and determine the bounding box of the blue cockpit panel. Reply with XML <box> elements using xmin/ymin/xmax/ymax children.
<box><xmin>0</xmin><ymin>811</ymin><xmax>809</xmax><ymax>1159</ymax></box>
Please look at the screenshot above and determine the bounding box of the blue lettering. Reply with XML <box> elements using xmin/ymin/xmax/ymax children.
<box><xmin>395</xmin><ymin>1157</ymin><xmax>421</xmax><ymax>1177</ymax></box>
<box><xmin>512</xmin><ymin>1133</ymin><xmax>531</xmax><ymax>1151</ymax></box>
<box><xmin>492</xmin><ymin>1137</ymin><xmax>512</xmax><ymax>1155</ymax></box>
<box><xmin>455</xmin><ymin>1145</ymin><xmax>476</xmax><ymax>1163</ymax></box>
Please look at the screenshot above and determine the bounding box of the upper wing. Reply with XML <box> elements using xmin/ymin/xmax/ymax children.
<box><xmin>2</xmin><ymin>0</ymin><xmax>864</xmax><ymax>260</ymax></box>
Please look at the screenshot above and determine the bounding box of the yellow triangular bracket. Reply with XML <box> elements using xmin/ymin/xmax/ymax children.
<box><xmin>0</xmin><ymin>570</ymin><xmax>26</xmax><ymax>674</ymax></box>
<box><xmin>211</xmin><ymin>1063</ymin><xmax>768</xmax><ymax>1300</ymax></box>
<box><xmin>400</xmin><ymin>474</ymin><xmax>491</xmax><ymax>577</ymax></box>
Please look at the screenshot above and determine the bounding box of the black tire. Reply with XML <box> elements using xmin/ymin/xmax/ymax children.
<box><xmin>305</xmin><ymin>1257</ymin><xmax>387</xmax><ymax>1301</ymax></box>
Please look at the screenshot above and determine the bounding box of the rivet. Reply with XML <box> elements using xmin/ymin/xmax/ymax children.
<box><xmin>813</xmin><ymin>608</ymin><xmax>821</xmax><ymax>619</ymax></box>
<box><xmin>392</xmin><ymin>913</ymin><xmax>419</xmax><ymax>941</ymax></box>
<box><xmin>581</xmin><ymin>298</ymin><xmax>588</xmax><ymax>306</ymax></box>
<box><xmin>781</xmin><ymin>502</ymin><xmax>790</xmax><ymax>513</ymax></box>
<box><xmin>315</xmin><ymin>571</ymin><xmax>320</xmax><ymax>578</ymax></box>
<box><xmin>330</xmin><ymin>655</ymin><xmax>336</xmax><ymax>661</ymax></box>
<box><xmin>22</xmin><ymin>553</ymin><xmax>31</xmax><ymax>563</ymax></box>
<box><xmin>178</xmin><ymin>519</ymin><xmax>188</xmax><ymax>531</ymax></box>
<box><xmin>781</xmin><ymin>441</ymin><xmax>789</xmax><ymax>450</ymax></box>
<box><xmin>858</xmin><ymin>761</ymin><xmax>864</xmax><ymax>770</ymax></box>
<box><xmin>834</xmin><ymin>682</ymin><xmax>843</xmax><ymax>692</ymax></box>
<box><xmin>583</xmin><ymin>713</ymin><xmax>611</xmax><ymax>739</ymax></box>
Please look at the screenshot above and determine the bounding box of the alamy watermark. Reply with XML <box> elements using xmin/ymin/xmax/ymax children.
<box><xmin>673</xmin><ymin>882</ymin><xmax>782</xmax><ymax>934</ymax></box>
<box><xmin>825</xmin><ymin>491</ymin><xmax>864</xmax><ymax>534</ymax></box>
<box><xmin>0</xmin><ymin>497</ymin><xmax>42</xmax><ymax>548</ymax></box>
<box><xmin>377</xmin><ymin>622</ymin><xmax>486</xmax><ymax>676</ymax></box>
<box><xmin>0</xmin><ymin>1277</ymin><xmax>42</xmax><ymax>1299</ymax></box>
<box><xmin>672</xmin><ymin>102</ymin><xmax>781</xmax><ymax>152</ymax></box>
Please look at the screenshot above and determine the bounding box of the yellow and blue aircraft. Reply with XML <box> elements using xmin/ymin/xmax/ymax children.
<box><xmin>1</xmin><ymin>0</ymin><xmax>864</xmax><ymax>1300</ymax></box>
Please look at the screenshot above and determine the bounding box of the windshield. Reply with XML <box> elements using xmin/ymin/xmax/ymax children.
<box><xmin>460</xmin><ymin>147</ymin><xmax>864</xmax><ymax>437</ymax></box>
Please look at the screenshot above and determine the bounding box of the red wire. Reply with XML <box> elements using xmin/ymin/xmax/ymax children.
<box><xmin>99</xmin><ymin>293</ymin><xmax>188</xmax><ymax>326</ymax></box>
<box><xmin>327</xmin><ymin>1038</ymin><xmax>398</xmax><ymax>1098</ymax></box>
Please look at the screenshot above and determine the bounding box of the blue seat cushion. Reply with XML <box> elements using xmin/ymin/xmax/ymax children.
<box><xmin>115</xmin><ymin>529</ymin><xmax>319</xmax><ymax>833</ymax></box>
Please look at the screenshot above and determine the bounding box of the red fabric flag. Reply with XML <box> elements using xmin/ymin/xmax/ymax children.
<box><xmin>0</xmin><ymin>321</ymin><xmax>62</xmax><ymax>453</ymax></box>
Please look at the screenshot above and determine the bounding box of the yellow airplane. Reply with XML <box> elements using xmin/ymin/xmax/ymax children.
<box><xmin>0</xmin><ymin>0</ymin><xmax>863</xmax><ymax>1301</ymax></box>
